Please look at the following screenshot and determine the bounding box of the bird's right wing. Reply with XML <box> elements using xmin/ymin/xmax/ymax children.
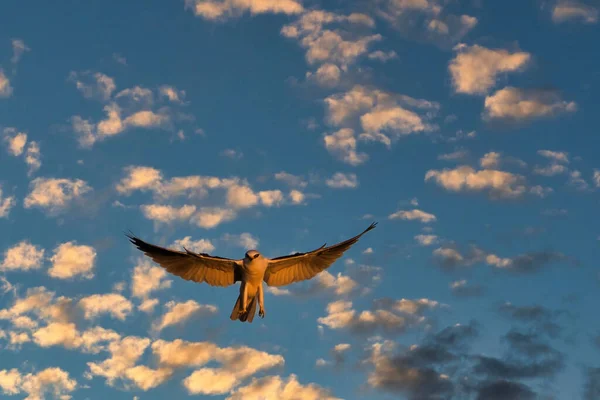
<box><xmin>263</xmin><ymin>222</ymin><xmax>377</xmax><ymax>287</ymax></box>
<box><xmin>126</xmin><ymin>233</ymin><xmax>242</xmax><ymax>287</ymax></box>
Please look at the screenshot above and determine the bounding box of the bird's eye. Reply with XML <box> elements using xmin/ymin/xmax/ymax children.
<box><xmin>253</xmin><ymin>254</ymin><xmax>259</xmax><ymax>259</ymax></box>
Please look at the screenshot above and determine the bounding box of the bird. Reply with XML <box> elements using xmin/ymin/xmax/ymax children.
<box><xmin>125</xmin><ymin>222</ymin><xmax>377</xmax><ymax>323</ymax></box>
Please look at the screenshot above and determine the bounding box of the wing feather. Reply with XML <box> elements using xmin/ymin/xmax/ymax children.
<box><xmin>263</xmin><ymin>222</ymin><xmax>377</xmax><ymax>287</ymax></box>
<box><xmin>126</xmin><ymin>233</ymin><xmax>241</xmax><ymax>287</ymax></box>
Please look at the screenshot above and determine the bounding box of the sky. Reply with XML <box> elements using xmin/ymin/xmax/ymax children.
<box><xmin>1</xmin><ymin>0</ymin><xmax>600</xmax><ymax>399</ymax></box>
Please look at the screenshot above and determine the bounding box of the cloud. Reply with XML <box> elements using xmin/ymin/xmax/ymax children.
<box><xmin>593</xmin><ymin>169</ymin><xmax>600</xmax><ymax>188</ymax></box>
<box><xmin>552</xmin><ymin>1</ymin><xmax>598</xmax><ymax>24</ymax></box>
<box><xmin>537</xmin><ymin>149</ymin><xmax>569</xmax><ymax>164</ymax></box>
<box><xmin>172</xmin><ymin>236</ymin><xmax>215</xmax><ymax>253</ymax></box>
<box><xmin>131</xmin><ymin>259</ymin><xmax>172</xmax><ymax>299</ymax></box>
<box><xmin>281</xmin><ymin>10</ymin><xmax>380</xmax><ymax>68</ymax></box>
<box><xmin>389</xmin><ymin>209</ymin><xmax>436</xmax><ymax>223</ymax></box>
<box><xmin>425</xmin><ymin>165</ymin><xmax>547</xmax><ymax>199</ymax></box>
<box><xmin>124</xmin><ymin>366</ymin><xmax>173</xmax><ymax>391</ymax></box>
<box><xmin>376</xmin><ymin>0</ymin><xmax>478</xmax><ymax>48</ymax></box>
<box><xmin>78</xmin><ymin>294</ymin><xmax>134</xmax><ymax>321</ymax></box>
<box><xmin>159</xmin><ymin>85</ymin><xmax>186</xmax><ymax>103</ymax></box>
<box><xmin>69</xmin><ymin>71</ymin><xmax>116</xmax><ymax>101</ymax></box>
<box><xmin>0</xmin><ymin>367</ymin><xmax>77</xmax><ymax>400</ymax></box>
<box><xmin>48</xmin><ymin>241</ymin><xmax>97</xmax><ymax>279</ymax></box>
<box><xmin>324</xmin><ymin>85</ymin><xmax>439</xmax><ymax>149</ymax></box>
<box><xmin>140</xmin><ymin>204</ymin><xmax>197</xmax><ymax>224</ymax></box>
<box><xmin>1</xmin><ymin>241</ymin><xmax>45</xmax><ymax>272</ymax></box>
<box><xmin>0</xmin><ymin>69</ymin><xmax>13</xmax><ymax>98</ymax></box>
<box><xmin>323</xmin><ymin>128</ymin><xmax>369</xmax><ymax>166</ymax></box>
<box><xmin>221</xmin><ymin>233</ymin><xmax>259</xmax><ymax>250</ymax></box>
<box><xmin>449</xmin><ymin>44</ymin><xmax>531</xmax><ymax>95</ymax></box>
<box><xmin>115</xmin><ymin>166</ymin><xmax>163</xmax><ymax>195</ymax></box>
<box><xmin>192</xmin><ymin>207</ymin><xmax>237</xmax><ymax>228</ymax></box>
<box><xmin>185</xmin><ymin>0</ymin><xmax>303</xmax><ymax>21</ymax></box>
<box><xmin>483</xmin><ymin>87</ymin><xmax>577</xmax><ymax>122</ymax></box>
<box><xmin>325</xmin><ymin>172</ymin><xmax>359</xmax><ymax>189</ymax></box>
<box><xmin>152</xmin><ymin>300</ymin><xmax>217</xmax><ymax>331</ymax></box>
<box><xmin>24</xmin><ymin>177</ymin><xmax>92</xmax><ymax>215</ymax></box>
<box><xmin>3</xmin><ymin>128</ymin><xmax>27</xmax><ymax>156</ymax></box>
<box><xmin>11</xmin><ymin>39</ymin><xmax>30</xmax><ymax>65</ymax></box>
<box><xmin>227</xmin><ymin>374</ymin><xmax>340</xmax><ymax>400</ymax></box>
<box><xmin>584</xmin><ymin>367</ymin><xmax>600</xmax><ymax>400</ymax></box>
<box><xmin>414</xmin><ymin>234</ymin><xmax>438</xmax><ymax>246</ymax></box>
<box><xmin>305</xmin><ymin>63</ymin><xmax>341</xmax><ymax>87</ymax></box>
<box><xmin>274</xmin><ymin>172</ymin><xmax>308</xmax><ymax>188</ymax></box>
<box><xmin>24</xmin><ymin>141</ymin><xmax>41</xmax><ymax>176</ymax></box>
<box><xmin>368</xmin><ymin>50</ymin><xmax>398</xmax><ymax>62</ymax></box>
<box><xmin>151</xmin><ymin>338</ymin><xmax>285</xmax><ymax>395</ymax></box>
<box><xmin>86</xmin><ymin>336</ymin><xmax>151</xmax><ymax>387</ymax></box>
<box><xmin>0</xmin><ymin>187</ymin><xmax>16</xmax><ymax>218</ymax></box>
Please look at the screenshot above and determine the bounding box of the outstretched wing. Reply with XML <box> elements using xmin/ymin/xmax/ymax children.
<box><xmin>263</xmin><ymin>222</ymin><xmax>377</xmax><ymax>287</ymax></box>
<box><xmin>126</xmin><ymin>233</ymin><xmax>242</xmax><ymax>287</ymax></box>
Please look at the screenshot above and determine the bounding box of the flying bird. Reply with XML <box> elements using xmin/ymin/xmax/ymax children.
<box><xmin>126</xmin><ymin>222</ymin><xmax>377</xmax><ymax>323</ymax></box>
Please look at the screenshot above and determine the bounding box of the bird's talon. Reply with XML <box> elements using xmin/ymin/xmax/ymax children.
<box><xmin>239</xmin><ymin>308</ymin><xmax>247</xmax><ymax>316</ymax></box>
<box><xmin>259</xmin><ymin>309</ymin><xmax>265</xmax><ymax>318</ymax></box>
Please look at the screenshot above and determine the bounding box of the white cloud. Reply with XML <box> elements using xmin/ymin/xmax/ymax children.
<box><xmin>69</xmin><ymin>71</ymin><xmax>116</xmax><ymax>101</ymax></box>
<box><xmin>0</xmin><ymin>187</ymin><xmax>16</xmax><ymax>219</ymax></box>
<box><xmin>389</xmin><ymin>209</ymin><xmax>437</xmax><ymax>223</ymax></box>
<box><xmin>425</xmin><ymin>165</ymin><xmax>543</xmax><ymax>199</ymax></box>
<box><xmin>115</xmin><ymin>166</ymin><xmax>163</xmax><ymax>194</ymax></box>
<box><xmin>48</xmin><ymin>241</ymin><xmax>97</xmax><ymax>279</ymax></box>
<box><xmin>552</xmin><ymin>1</ymin><xmax>598</xmax><ymax>23</ymax></box>
<box><xmin>172</xmin><ymin>236</ymin><xmax>215</xmax><ymax>253</ymax></box>
<box><xmin>24</xmin><ymin>141</ymin><xmax>41</xmax><ymax>176</ymax></box>
<box><xmin>138</xmin><ymin>298</ymin><xmax>160</xmax><ymax>314</ymax></box>
<box><xmin>533</xmin><ymin>163</ymin><xmax>568</xmax><ymax>176</ymax></box>
<box><xmin>449</xmin><ymin>44</ymin><xmax>531</xmax><ymax>95</ymax></box>
<box><xmin>306</xmin><ymin>63</ymin><xmax>341</xmax><ymax>87</ymax></box>
<box><xmin>324</xmin><ymin>128</ymin><xmax>369</xmax><ymax>166</ymax></box>
<box><xmin>0</xmin><ymin>367</ymin><xmax>77</xmax><ymax>400</ymax></box>
<box><xmin>1</xmin><ymin>241</ymin><xmax>45</xmax><ymax>272</ymax></box>
<box><xmin>131</xmin><ymin>260</ymin><xmax>172</xmax><ymax>299</ymax></box>
<box><xmin>368</xmin><ymin>50</ymin><xmax>398</xmax><ymax>62</ymax></box>
<box><xmin>124</xmin><ymin>366</ymin><xmax>173</xmax><ymax>391</ymax></box>
<box><xmin>153</xmin><ymin>300</ymin><xmax>217</xmax><ymax>331</ymax></box>
<box><xmin>483</xmin><ymin>87</ymin><xmax>577</xmax><ymax>121</ymax></box>
<box><xmin>220</xmin><ymin>148</ymin><xmax>243</xmax><ymax>159</ymax></box>
<box><xmin>78</xmin><ymin>294</ymin><xmax>134</xmax><ymax>321</ymax></box>
<box><xmin>185</xmin><ymin>0</ymin><xmax>303</xmax><ymax>20</ymax></box>
<box><xmin>3</xmin><ymin>128</ymin><xmax>27</xmax><ymax>156</ymax></box>
<box><xmin>537</xmin><ymin>149</ymin><xmax>569</xmax><ymax>164</ymax></box>
<box><xmin>159</xmin><ymin>85</ymin><xmax>186</xmax><ymax>103</ymax></box>
<box><xmin>115</xmin><ymin>86</ymin><xmax>154</xmax><ymax>106</ymax></box>
<box><xmin>221</xmin><ymin>233</ymin><xmax>259</xmax><ymax>250</ymax></box>
<box><xmin>259</xmin><ymin>190</ymin><xmax>284</xmax><ymax>207</ymax></box>
<box><xmin>0</xmin><ymin>69</ymin><xmax>13</xmax><ymax>98</ymax></box>
<box><xmin>24</xmin><ymin>178</ymin><xmax>92</xmax><ymax>215</ymax></box>
<box><xmin>593</xmin><ymin>169</ymin><xmax>600</xmax><ymax>188</ymax></box>
<box><xmin>192</xmin><ymin>207</ymin><xmax>237</xmax><ymax>229</ymax></box>
<box><xmin>227</xmin><ymin>374</ymin><xmax>340</xmax><ymax>400</ymax></box>
<box><xmin>414</xmin><ymin>234</ymin><xmax>438</xmax><ymax>246</ymax></box>
<box><xmin>281</xmin><ymin>10</ymin><xmax>380</xmax><ymax>68</ymax></box>
<box><xmin>86</xmin><ymin>336</ymin><xmax>151</xmax><ymax>387</ymax></box>
<box><xmin>288</xmin><ymin>190</ymin><xmax>305</xmax><ymax>205</ymax></box>
<box><xmin>11</xmin><ymin>39</ymin><xmax>30</xmax><ymax>64</ymax></box>
<box><xmin>140</xmin><ymin>204</ymin><xmax>197</xmax><ymax>224</ymax></box>
<box><xmin>325</xmin><ymin>172</ymin><xmax>359</xmax><ymax>189</ymax></box>
<box><xmin>274</xmin><ymin>172</ymin><xmax>307</xmax><ymax>188</ymax></box>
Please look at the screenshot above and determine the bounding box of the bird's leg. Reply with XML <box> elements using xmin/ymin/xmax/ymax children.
<box><xmin>239</xmin><ymin>282</ymin><xmax>248</xmax><ymax>316</ymax></box>
<box><xmin>258</xmin><ymin>283</ymin><xmax>265</xmax><ymax>318</ymax></box>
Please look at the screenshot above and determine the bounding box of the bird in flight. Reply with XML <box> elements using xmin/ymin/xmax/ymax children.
<box><xmin>126</xmin><ymin>222</ymin><xmax>377</xmax><ymax>323</ymax></box>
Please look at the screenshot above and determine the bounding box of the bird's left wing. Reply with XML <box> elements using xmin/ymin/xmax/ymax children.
<box><xmin>263</xmin><ymin>222</ymin><xmax>377</xmax><ymax>287</ymax></box>
<box><xmin>126</xmin><ymin>233</ymin><xmax>242</xmax><ymax>287</ymax></box>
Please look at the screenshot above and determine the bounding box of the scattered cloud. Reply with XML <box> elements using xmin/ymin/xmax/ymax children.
<box><xmin>1</xmin><ymin>241</ymin><xmax>45</xmax><ymax>272</ymax></box>
<box><xmin>324</xmin><ymin>128</ymin><xmax>369</xmax><ymax>166</ymax></box>
<box><xmin>172</xmin><ymin>236</ymin><xmax>215</xmax><ymax>253</ymax></box>
<box><xmin>325</xmin><ymin>172</ymin><xmax>359</xmax><ymax>189</ymax></box>
<box><xmin>552</xmin><ymin>1</ymin><xmax>598</xmax><ymax>24</ymax></box>
<box><xmin>48</xmin><ymin>241</ymin><xmax>97</xmax><ymax>279</ymax></box>
<box><xmin>483</xmin><ymin>87</ymin><xmax>577</xmax><ymax>122</ymax></box>
<box><xmin>152</xmin><ymin>300</ymin><xmax>217</xmax><ymax>331</ymax></box>
<box><xmin>449</xmin><ymin>44</ymin><xmax>531</xmax><ymax>95</ymax></box>
<box><xmin>24</xmin><ymin>177</ymin><xmax>92</xmax><ymax>215</ymax></box>
<box><xmin>389</xmin><ymin>209</ymin><xmax>437</xmax><ymax>223</ymax></box>
<box><xmin>0</xmin><ymin>367</ymin><xmax>77</xmax><ymax>400</ymax></box>
<box><xmin>415</xmin><ymin>234</ymin><xmax>438</xmax><ymax>246</ymax></box>
<box><xmin>0</xmin><ymin>186</ymin><xmax>16</xmax><ymax>218</ymax></box>
<box><xmin>11</xmin><ymin>39</ymin><xmax>30</xmax><ymax>64</ymax></box>
<box><xmin>78</xmin><ymin>294</ymin><xmax>134</xmax><ymax>321</ymax></box>
<box><xmin>221</xmin><ymin>233</ymin><xmax>259</xmax><ymax>250</ymax></box>
<box><xmin>0</xmin><ymin>69</ymin><xmax>13</xmax><ymax>98</ymax></box>
<box><xmin>227</xmin><ymin>374</ymin><xmax>340</xmax><ymax>400</ymax></box>
<box><xmin>185</xmin><ymin>0</ymin><xmax>303</xmax><ymax>21</ymax></box>
<box><xmin>131</xmin><ymin>259</ymin><xmax>172</xmax><ymax>299</ymax></box>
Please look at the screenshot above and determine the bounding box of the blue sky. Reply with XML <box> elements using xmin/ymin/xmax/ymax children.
<box><xmin>1</xmin><ymin>0</ymin><xmax>600</xmax><ymax>399</ymax></box>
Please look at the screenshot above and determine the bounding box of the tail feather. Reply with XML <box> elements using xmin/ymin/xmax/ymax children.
<box><xmin>230</xmin><ymin>295</ymin><xmax>258</xmax><ymax>323</ymax></box>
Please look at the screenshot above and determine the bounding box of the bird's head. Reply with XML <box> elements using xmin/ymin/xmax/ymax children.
<box><xmin>245</xmin><ymin>250</ymin><xmax>261</xmax><ymax>261</ymax></box>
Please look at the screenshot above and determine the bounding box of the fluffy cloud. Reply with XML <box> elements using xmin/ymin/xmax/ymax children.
<box><xmin>3</xmin><ymin>128</ymin><xmax>27</xmax><ymax>156</ymax></box>
<box><xmin>538</xmin><ymin>150</ymin><xmax>569</xmax><ymax>164</ymax></box>
<box><xmin>192</xmin><ymin>207</ymin><xmax>237</xmax><ymax>228</ymax></box>
<box><xmin>377</xmin><ymin>0</ymin><xmax>477</xmax><ymax>48</ymax></box>
<box><xmin>414</xmin><ymin>234</ymin><xmax>438</xmax><ymax>246</ymax></box>
<box><xmin>185</xmin><ymin>0</ymin><xmax>303</xmax><ymax>21</ymax></box>
<box><xmin>325</xmin><ymin>172</ymin><xmax>358</xmax><ymax>189</ymax></box>
<box><xmin>282</xmin><ymin>10</ymin><xmax>379</xmax><ymax>68</ymax></box>
<box><xmin>172</xmin><ymin>236</ymin><xmax>215</xmax><ymax>253</ymax></box>
<box><xmin>152</xmin><ymin>300</ymin><xmax>217</xmax><ymax>331</ymax></box>
<box><xmin>221</xmin><ymin>233</ymin><xmax>259</xmax><ymax>250</ymax></box>
<box><xmin>449</xmin><ymin>44</ymin><xmax>531</xmax><ymax>95</ymax></box>
<box><xmin>0</xmin><ymin>367</ymin><xmax>77</xmax><ymax>400</ymax></box>
<box><xmin>48</xmin><ymin>241</ymin><xmax>97</xmax><ymax>279</ymax></box>
<box><xmin>227</xmin><ymin>374</ymin><xmax>340</xmax><ymax>400</ymax></box>
<box><xmin>425</xmin><ymin>165</ymin><xmax>548</xmax><ymax>199</ymax></box>
<box><xmin>483</xmin><ymin>87</ymin><xmax>577</xmax><ymax>122</ymax></box>
<box><xmin>115</xmin><ymin>166</ymin><xmax>162</xmax><ymax>194</ymax></box>
<box><xmin>69</xmin><ymin>71</ymin><xmax>116</xmax><ymax>101</ymax></box>
<box><xmin>324</xmin><ymin>85</ymin><xmax>438</xmax><ymax>149</ymax></box>
<box><xmin>552</xmin><ymin>1</ymin><xmax>598</xmax><ymax>24</ymax></box>
<box><xmin>274</xmin><ymin>172</ymin><xmax>307</xmax><ymax>188</ymax></box>
<box><xmin>389</xmin><ymin>209</ymin><xmax>436</xmax><ymax>223</ymax></box>
<box><xmin>78</xmin><ymin>294</ymin><xmax>134</xmax><ymax>321</ymax></box>
<box><xmin>140</xmin><ymin>204</ymin><xmax>197</xmax><ymax>224</ymax></box>
<box><xmin>131</xmin><ymin>260</ymin><xmax>172</xmax><ymax>299</ymax></box>
<box><xmin>305</xmin><ymin>63</ymin><xmax>341</xmax><ymax>87</ymax></box>
<box><xmin>0</xmin><ymin>69</ymin><xmax>13</xmax><ymax>98</ymax></box>
<box><xmin>449</xmin><ymin>279</ymin><xmax>484</xmax><ymax>297</ymax></box>
<box><xmin>23</xmin><ymin>178</ymin><xmax>92</xmax><ymax>215</ymax></box>
<box><xmin>1</xmin><ymin>241</ymin><xmax>45</xmax><ymax>272</ymax></box>
<box><xmin>324</xmin><ymin>128</ymin><xmax>368</xmax><ymax>166</ymax></box>
<box><xmin>0</xmin><ymin>186</ymin><xmax>16</xmax><ymax>218</ymax></box>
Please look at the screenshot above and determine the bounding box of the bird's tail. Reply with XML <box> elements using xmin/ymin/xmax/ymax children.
<box><xmin>229</xmin><ymin>295</ymin><xmax>257</xmax><ymax>323</ymax></box>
